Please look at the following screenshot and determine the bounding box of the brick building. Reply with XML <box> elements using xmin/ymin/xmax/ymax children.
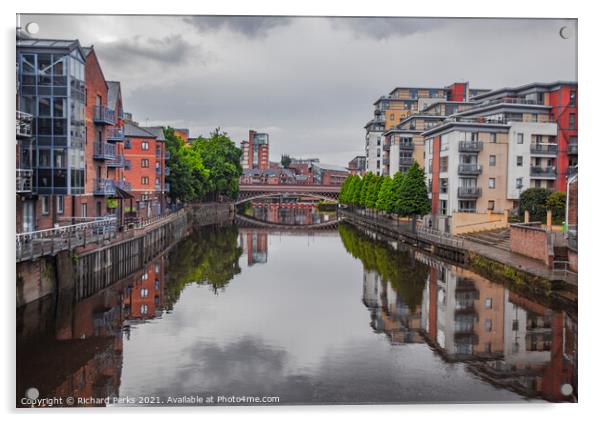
<box><xmin>241</xmin><ymin>130</ymin><xmax>269</xmax><ymax>170</ymax></box>
<box><xmin>348</xmin><ymin>155</ymin><xmax>366</xmax><ymax>176</ymax></box>
<box><xmin>123</xmin><ymin>123</ymin><xmax>167</xmax><ymax>217</ymax></box>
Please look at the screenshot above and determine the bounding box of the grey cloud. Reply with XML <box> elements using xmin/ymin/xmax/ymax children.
<box><xmin>95</xmin><ymin>34</ymin><xmax>194</xmax><ymax>66</ymax></box>
<box><xmin>329</xmin><ymin>17</ymin><xmax>448</xmax><ymax>40</ymax></box>
<box><xmin>183</xmin><ymin>16</ymin><xmax>291</xmax><ymax>38</ymax></box>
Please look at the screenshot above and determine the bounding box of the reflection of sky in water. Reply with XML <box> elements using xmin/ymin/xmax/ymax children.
<box><xmin>119</xmin><ymin>232</ymin><xmax>523</xmax><ymax>403</ymax></box>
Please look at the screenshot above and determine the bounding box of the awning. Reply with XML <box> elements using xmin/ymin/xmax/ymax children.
<box><xmin>113</xmin><ymin>186</ymin><xmax>135</xmax><ymax>199</ymax></box>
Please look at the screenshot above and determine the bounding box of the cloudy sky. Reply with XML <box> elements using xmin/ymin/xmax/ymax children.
<box><xmin>19</xmin><ymin>15</ymin><xmax>577</xmax><ymax>166</ymax></box>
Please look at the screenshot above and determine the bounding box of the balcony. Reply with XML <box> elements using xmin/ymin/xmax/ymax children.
<box><xmin>399</xmin><ymin>142</ymin><xmax>414</xmax><ymax>151</ymax></box>
<box><xmin>458</xmin><ymin>164</ymin><xmax>482</xmax><ymax>175</ymax></box>
<box><xmin>383</xmin><ymin>158</ymin><xmax>390</xmax><ymax>166</ymax></box>
<box><xmin>93</xmin><ymin>105</ymin><xmax>116</xmax><ymax>125</ymax></box>
<box><xmin>16</xmin><ymin>169</ymin><xmax>33</xmax><ymax>193</ymax></box>
<box><xmin>458</xmin><ymin>141</ymin><xmax>483</xmax><ymax>152</ymax></box>
<box><xmin>164</xmin><ymin>150</ymin><xmax>171</xmax><ymax>160</ymax></box>
<box><xmin>457</xmin><ymin>187</ymin><xmax>482</xmax><ymax>199</ymax></box>
<box><xmin>568</xmin><ymin>142</ymin><xmax>578</xmax><ymax>155</ymax></box>
<box><xmin>530</xmin><ymin>166</ymin><xmax>556</xmax><ymax>178</ymax></box>
<box><xmin>383</xmin><ymin>142</ymin><xmax>391</xmax><ymax>152</ymax></box>
<box><xmin>155</xmin><ymin>166</ymin><xmax>162</xmax><ymax>174</ymax></box>
<box><xmin>154</xmin><ymin>184</ymin><xmax>162</xmax><ymax>192</ymax></box>
<box><xmin>16</xmin><ymin>111</ymin><xmax>33</xmax><ymax>138</ymax></box>
<box><xmin>400</xmin><ymin>157</ymin><xmax>414</xmax><ymax>166</ymax></box>
<box><xmin>106</xmin><ymin>127</ymin><xmax>125</xmax><ymax>142</ymax></box>
<box><xmin>530</xmin><ymin>143</ymin><xmax>558</xmax><ymax>155</ymax></box>
<box><xmin>115</xmin><ymin>180</ymin><xmax>132</xmax><ymax>191</ymax></box>
<box><xmin>93</xmin><ymin>142</ymin><xmax>116</xmax><ymax>160</ymax></box>
<box><xmin>107</xmin><ymin>155</ymin><xmax>125</xmax><ymax>168</ymax></box>
<box><xmin>155</xmin><ymin>149</ymin><xmax>162</xmax><ymax>158</ymax></box>
<box><xmin>165</xmin><ymin>183</ymin><xmax>170</xmax><ymax>193</ymax></box>
<box><xmin>165</xmin><ymin>167</ymin><xmax>171</xmax><ymax>176</ymax></box>
<box><xmin>567</xmin><ymin>166</ymin><xmax>578</xmax><ymax>176</ymax></box>
<box><xmin>94</xmin><ymin>179</ymin><xmax>116</xmax><ymax>196</ymax></box>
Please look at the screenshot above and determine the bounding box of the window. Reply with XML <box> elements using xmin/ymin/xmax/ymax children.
<box><xmin>377</xmin><ymin>136</ymin><xmax>381</xmax><ymax>146</ymax></box>
<box><xmin>56</xmin><ymin>195</ymin><xmax>64</xmax><ymax>214</ymax></box>
<box><xmin>141</xmin><ymin>176</ymin><xmax>149</xmax><ymax>185</ymax></box>
<box><xmin>516</xmin><ymin>177</ymin><xmax>523</xmax><ymax>189</ymax></box>
<box><xmin>569</xmin><ymin>90</ymin><xmax>576</xmax><ymax>106</ymax></box>
<box><xmin>376</xmin><ymin>160</ymin><xmax>380</xmax><ymax>169</ymax></box>
<box><xmin>140</xmin><ymin>304</ymin><xmax>148</xmax><ymax>315</ymax></box>
<box><xmin>140</xmin><ymin>288</ymin><xmax>149</xmax><ymax>298</ymax></box>
<box><xmin>440</xmin><ymin>179</ymin><xmax>448</xmax><ymax>194</ymax></box>
<box><xmin>512</xmin><ymin>320</ymin><xmax>519</xmax><ymax>331</ymax></box>
<box><xmin>142</xmin><ymin>271</ymin><xmax>148</xmax><ymax>280</ymax></box>
<box><xmin>142</xmin><ymin>141</ymin><xmax>149</xmax><ymax>150</ymax></box>
<box><xmin>141</xmin><ymin>159</ymin><xmax>149</xmax><ymax>168</ymax></box>
<box><xmin>569</xmin><ymin>113</ymin><xmax>576</xmax><ymax>129</ymax></box>
<box><xmin>440</xmin><ymin>156</ymin><xmax>448</xmax><ymax>172</ymax></box>
<box><xmin>124</xmin><ymin>139</ymin><xmax>132</xmax><ymax>149</ymax></box>
<box><xmin>489</xmin><ymin>155</ymin><xmax>496</xmax><ymax>166</ymax></box>
<box><xmin>471</xmin><ymin>132</ymin><xmax>479</xmax><ymax>142</ymax></box>
<box><xmin>485</xmin><ymin>319</ymin><xmax>493</xmax><ymax>332</ymax></box>
<box><xmin>517</xmin><ymin>156</ymin><xmax>523</xmax><ymax>167</ymax></box>
<box><xmin>488</xmin><ymin>178</ymin><xmax>496</xmax><ymax>189</ymax></box>
<box><xmin>439</xmin><ymin>200</ymin><xmax>447</xmax><ymax>215</ymax></box>
<box><xmin>485</xmin><ymin>298</ymin><xmax>492</xmax><ymax>309</ymax></box>
<box><xmin>491</xmin><ymin>133</ymin><xmax>497</xmax><ymax>143</ymax></box>
<box><xmin>517</xmin><ymin>133</ymin><xmax>524</xmax><ymax>144</ymax></box>
<box><xmin>488</xmin><ymin>200</ymin><xmax>495</xmax><ymax>210</ymax></box>
<box><xmin>389</xmin><ymin>113</ymin><xmax>395</xmax><ymax>121</ymax></box>
<box><xmin>41</xmin><ymin>196</ymin><xmax>49</xmax><ymax>215</ymax></box>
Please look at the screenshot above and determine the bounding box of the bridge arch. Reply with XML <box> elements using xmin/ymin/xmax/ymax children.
<box><xmin>235</xmin><ymin>191</ymin><xmax>338</xmax><ymax>205</ymax></box>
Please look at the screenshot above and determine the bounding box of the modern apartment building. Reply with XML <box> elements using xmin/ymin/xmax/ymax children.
<box><xmin>241</xmin><ymin>130</ymin><xmax>269</xmax><ymax>170</ymax></box>
<box><xmin>123</xmin><ymin>123</ymin><xmax>167</xmax><ymax>217</ymax></box>
<box><xmin>347</xmin><ymin>155</ymin><xmax>366</xmax><ymax>176</ymax></box>
<box><xmin>365</xmin><ymin>82</ymin><xmax>489</xmax><ymax>175</ymax></box>
<box><xmin>16</xmin><ymin>36</ymin><xmax>87</xmax><ymax>232</ymax></box>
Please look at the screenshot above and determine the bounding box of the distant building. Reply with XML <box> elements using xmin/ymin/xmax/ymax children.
<box><xmin>311</xmin><ymin>162</ymin><xmax>349</xmax><ymax>186</ymax></box>
<box><xmin>241</xmin><ymin>130</ymin><xmax>269</xmax><ymax>170</ymax></box>
<box><xmin>348</xmin><ymin>156</ymin><xmax>366</xmax><ymax>176</ymax></box>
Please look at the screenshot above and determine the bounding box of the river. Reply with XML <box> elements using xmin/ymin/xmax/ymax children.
<box><xmin>16</xmin><ymin>208</ymin><xmax>577</xmax><ymax>406</ymax></box>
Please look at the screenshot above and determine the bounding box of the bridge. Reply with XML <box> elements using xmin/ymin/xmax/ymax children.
<box><xmin>236</xmin><ymin>184</ymin><xmax>340</xmax><ymax>205</ymax></box>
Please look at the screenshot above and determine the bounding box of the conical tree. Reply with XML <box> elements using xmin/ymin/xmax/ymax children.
<box><xmin>398</xmin><ymin>162</ymin><xmax>431</xmax><ymax>230</ymax></box>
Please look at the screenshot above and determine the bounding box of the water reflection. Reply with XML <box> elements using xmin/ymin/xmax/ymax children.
<box><xmin>243</xmin><ymin>200</ymin><xmax>336</xmax><ymax>225</ymax></box>
<box><xmin>16</xmin><ymin>219</ymin><xmax>577</xmax><ymax>407</ymax></box>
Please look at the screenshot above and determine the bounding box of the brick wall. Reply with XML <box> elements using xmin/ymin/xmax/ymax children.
<box><xmin>568</xmin><ymin>179</ymin><xmax>577</xmax><ymax>226</ymax></box>
<box><xmin>509</xmin><ymin>224</ymin><xmax>551</xmax><ymax>265</ymax></box>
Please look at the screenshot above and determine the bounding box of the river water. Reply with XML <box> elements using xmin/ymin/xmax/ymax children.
<box><xmin>16</xmin><ymin>210</ymin><xmax>577</xmax><ymax>406</ymax></box>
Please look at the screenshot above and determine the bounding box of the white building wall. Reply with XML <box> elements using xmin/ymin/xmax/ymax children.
<box><xmin>365</xmin><ymin>131</ymin><xmax>383</xmax><ymax>175</ymax></box>
<box><xmin>389</xmin><ymin>140</ymin><xmax>400</xmax><ymax>177</ymax></box>
<box><xmin>507</xmin><ymin>122</ymin><xmax>557</xmax><ymax>199</ymax></box>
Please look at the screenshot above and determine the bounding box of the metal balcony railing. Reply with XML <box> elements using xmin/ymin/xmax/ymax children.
<box><xmin>567</xmin><ymin>166</ymin><xmax>578</xmax><ymax>176</ymax></box>
<box><xmin>94</xmin><ymin>178</ymin><xmax>116</xmax><ymax>195</ymax></box>
<box><xmin>399</xmin><ymin>142</ymin><xmax>414</xmax><ymax>151</ymax></box>
<box><xmin>458</xmin><ymin>141</ymin><xmax>483</xmax><ymax>152</ymax></box>
<box><xmin>458</xmin><ymin>164</ymin><xmax>482</xmax><ymax>175</ymax></box>
<box><xmin>568</xmin><ymin>143</ymin><xmax>578</xmax><ymax>155</ymax></box>
<box><xmin>383</xmin><ymin>143</ymin><xmax>391</xmax><ymax>152</ymax></box>
<box><xmin>115</xmin><ymin>180</ymin><xmax>132</xmax><ymax>191</ymax></box>
<box><xmin>93</xmin><ymin>142</ymin><xmax>116</xmax><ymax>160</ymax></box>
<box><xmin>530</xmin><ymin>167</ymin><xmax>556</xmax><ymax>178</ymax></box>
<box><xmin>106</xmin><ymin>127</ymin><xmax>125</xmax><ymax>142</ymax></box>
<box><xmin>383</xmin><ymin>158</ymin><xmax>390</xmax><ymax>166</ymax></box>
<box><xmin>16</xmin><ymin>169</ymin><xmax>33</xmax><ymax>193</ymax></box>
<box><xmin>457</xmin><ymin>186</ymin><xmax>482</xmax><ymax>198</ymax></box>
<box><xmin>530</xmin><ymin>143</ymin><xmax>558</xmax><ymax>155</ymax></box>
<box><xmin>16</xmin><ymin>111</ymin><xmax>33</xmax><ymax>138</ymax></box>
<box><xmin>165</xmin><ymin>167</ymin><xmax>171</xmax><ymax>176</ymax></box>
<box><xmin>164</xmin><ymin>150</ymin><xmax>171</xmax><ymax>160</ymax></box>
<box><xmin>107</xmin><ymin>155</ymin><xmax>125</xmax><ymax>168</ymax></box>
<box><xmin>93</xmin><ymin>105</ymin><xmax>116</xmax><ymax>125</ymax></box>
<box><xmin>16</xmin><ymin>216</ymin><xmax>117</xmax><ymax>262</ymax></box>
<box><xmin>400</xmin><ymin>157</ymin><xmax>414</xmax><ymax>166</ymax></box>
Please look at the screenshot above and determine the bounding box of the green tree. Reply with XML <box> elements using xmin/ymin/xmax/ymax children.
<box><xmin>359</xmin><ymin>172</ymin><xmax>374</xmax><ymax>207</ymax></box>
<box><xmin>352</xmin><ymin>175</ymin><xmax>364</xmax><ymax>206</ymax></box>
<box><xmin>366</xmin><ymin>174</ymin><xmax>383</xmax><ymax>209</ymax></box>
<box><xmin>281</xmin><ymin>154</ymin><xmax>292</xmax><ymax>168</ymax></box>
<box><xmin>376</xmin><ymin>176</ymin><xmax>394</xmax><ymax>213</ymax></box>
<box><xmin>164</xmin><ymin>126</ymin><xmax>209</xmax><ymax>203</ymax></box>
<box><xmin>192</xmin><ymin>129</ymin><xmax>243</xmax><ymax>201</ymax></box>
<box><xmin>547</xmin><ymin>191</ymin><xmax>566</xmax><ymax>224</ymax></box>
<box><xmin>397</xmin><ymin>162</ymin><xmax>430</xmax><ymax>227</ymax></box>
<box><xmin>519</xmin><ymin>188</ymin><xmax>550</xmax><ymax>222</ymax></box>
<box><xmin>390</xmin><ymin>171</ymin><xmax>406</xmax><ymax>215</ymax></box>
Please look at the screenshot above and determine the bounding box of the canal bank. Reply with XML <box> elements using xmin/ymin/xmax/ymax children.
<box><xmin>16</xmin><ymin>202</ymin><xmax>234</xmax><ymax>307</ymax></box>
<box><xmin>338</xmin><ymin>208</ymin><xmax>577</xmax><ymax>309</ymax></box>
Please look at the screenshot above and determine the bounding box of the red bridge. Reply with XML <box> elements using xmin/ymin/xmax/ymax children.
<box><xmin>236</xmin><ymin>184</ymin><xmax>340</xmax><ymax>205</ymax></box>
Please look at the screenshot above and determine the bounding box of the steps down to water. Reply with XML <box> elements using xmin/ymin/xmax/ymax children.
<box><xmin>459</xmin><ymin>228</ymin><xmax>511</xmax><ymax>250</ymax></box>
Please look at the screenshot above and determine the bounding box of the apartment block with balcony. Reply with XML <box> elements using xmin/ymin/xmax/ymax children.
<box><xmin>347</xmin><ymin>155</ymin><xmax>366</xmax><ymax>176</ymax></box>
<box><xmin>242</xmin><ymin>130</ymin><xmax>270</xmax><ymax>170</ymax></box>
<box><xmin>423</xmin><ymin>122</ymin><xmax>513</xmax><ymax>225</ymax></box>
<box><xmin>16</xmin><ymin>36</ymin><xmax>87</xmax><ymax>232</ymax></box>
<box><xmin>469</xmin><ymin>81</ymin><xmax>577</xmax><ymax>192</ymax></box>
<box><xmin>123</xmin><ymin>123</ymin><xmax>166</xmax><ymax>218</ymax></box>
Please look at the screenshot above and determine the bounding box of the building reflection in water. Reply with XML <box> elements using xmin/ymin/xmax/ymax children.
<box><xmin>239</xmin><ymin>230</ymin><xmax>268</xmax><ymax>266</ymax></box>
<box><xmin>16</xmin><ymin>255</ymin><xmax>167</xmax><ymax>407</ymax></box>
<box><xmin>356</xmin><ymin>234</ymin><xmax>577</xmax><ymax>402</ymax></box>
<box><xmin>249</xmin><ymin>199</ymin><xmax>334</xmax><ymax>226</ymax></box>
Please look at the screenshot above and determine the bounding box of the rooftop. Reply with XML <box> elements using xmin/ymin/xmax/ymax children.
<box><xmin>141</xmin><ymin>126</ymin><xmax>167</xmax><ymax>142</ymax></box>
<box><xmin>470</xmin><ymin>81</ymin><xmax>577</xmax><ymax>101</ymax></box>
<box><xmin>124</xmin><ymin>122</ymin><xmax>157</xmax><ymax>139</ymax></box>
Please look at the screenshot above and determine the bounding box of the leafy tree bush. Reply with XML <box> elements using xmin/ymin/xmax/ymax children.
<box><xmin>547</xmin><ymin>191</ymin><xmax>566</xmax><ymax>224</ymax></box>
<box><xmin>519</xmin><ymin>188</ymin><xmax>550</xmax><ymax>222</ymax></box>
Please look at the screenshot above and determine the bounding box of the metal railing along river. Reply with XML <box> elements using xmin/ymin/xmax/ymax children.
<box><xmin>16</xmin><ymin>216</ymin><xmax>117</xmax><ymax>262</ymax></box>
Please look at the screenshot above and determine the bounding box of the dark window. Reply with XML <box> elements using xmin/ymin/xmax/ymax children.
<box><xmin>569</xmin><ymin>113</ymin><xmax>576</xmax><ymax>129</ymax></box>
<box><xmin>569</xmin><ymin>90</ymin><xmax>576</xmax><ymax>106</ymax></box>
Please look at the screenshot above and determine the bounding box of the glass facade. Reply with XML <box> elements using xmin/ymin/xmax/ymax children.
<box><xmin>17</xmin><ymin>45</ymin><xmax>86</xmax><ymax>194</ymax></box>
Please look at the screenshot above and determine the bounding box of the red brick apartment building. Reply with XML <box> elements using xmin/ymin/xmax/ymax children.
<box><xmin>123</xmin><ymin>123</ymin><xmax>167</xmax><ymax>217</ymax></box>
<box><xmin>241</xmin><ymin>130</ymin><xmax>269</xmax><ymax>170</ymax></box>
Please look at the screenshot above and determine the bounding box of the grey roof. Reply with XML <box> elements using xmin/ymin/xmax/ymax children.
<box><xmin>141</xmin><ymin>126</ymin><xmax>166</xmax><ymax>141</ymax></box>
<box><xmin>107</xmin><ymin>81</ymin><xmax>121</xmax><ymax>111</ymax></box>
<box><xmin>243</xmin><ymin>168</ymin><xmax>262</xmax><ymax>176</ymax></box>
<box><xmin>17</xmin><ymin>37</ymin><xmax>86</xmax><ymax>59</ymax></box>
<box><xmin>470</xmin><ymin>81</ymin><xmax>577</xmax><ymax>101</ymax></box>
<box><xmin>82</xmin><ymin>46</ymin><xmax>93</xmax><ymax>56</ymax></box>
<box><xmin>124</xmin><ymin>122</ymin><xmax>156</xmax><ymax>139</ymax></box>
